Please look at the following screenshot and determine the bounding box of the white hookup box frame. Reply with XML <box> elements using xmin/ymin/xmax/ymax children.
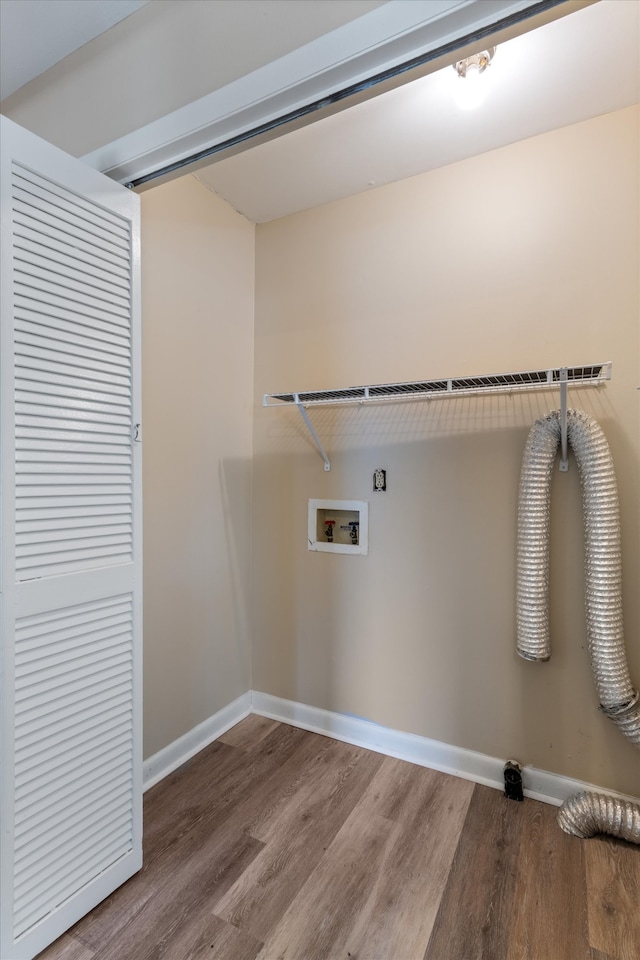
<box><xmin>308</xmin><ymin>499</ymin><xmax>368</xmax><ymax>555</ymax></box>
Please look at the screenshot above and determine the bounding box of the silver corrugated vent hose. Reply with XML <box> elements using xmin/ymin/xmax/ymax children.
<box><xmin>516</xmin><ymin>408</ymin><xmax>640</xmax><ymax>843</ymax></box>
<box><xmin>557</xmin><ymin>792</ymin><xmax>640</xmax><ymax>842</ymax></box>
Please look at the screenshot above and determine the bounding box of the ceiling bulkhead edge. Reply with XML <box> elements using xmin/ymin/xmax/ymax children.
<box><xmin>81</xmin><ymin>0</ymin><xmax>591</xmax><ymax>190</ymax></box>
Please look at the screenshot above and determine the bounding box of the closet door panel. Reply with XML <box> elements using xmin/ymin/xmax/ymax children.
<box><xmin>1</xmin><ymin>116</ymin><xmax>142</xmax><ymax>960</ymax></box>
<box><xmin>13</xmin><ymin>594</ymin><xmax>134</xmax><ymax>939</ymax></box>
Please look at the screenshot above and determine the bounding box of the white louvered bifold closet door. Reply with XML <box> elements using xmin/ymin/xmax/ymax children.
<box><xmin>1</xmin><ymin>116</ymin><xmax>142</xmax><ymax>960</ymax></box>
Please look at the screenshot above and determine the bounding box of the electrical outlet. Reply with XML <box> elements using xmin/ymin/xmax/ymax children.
<box><xmin>373</xmin><ymin>468</ymin><xmax>386</xmax><ymax>492</ymax></box>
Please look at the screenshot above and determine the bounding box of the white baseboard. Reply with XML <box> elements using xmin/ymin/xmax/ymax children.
<box><xmin>143</xmin><ymin>691</ymin><xmax>251</xmax><ymax>791</ymax></box>
<box><xmin>250</xmin><ymin>691</ymin><xmax>640</xmax><ymax>808</ymax></box>
<box><xmin>142</xmin><ymin>689</ymin><xmax>639</xmax><ymax>807</ymax></box>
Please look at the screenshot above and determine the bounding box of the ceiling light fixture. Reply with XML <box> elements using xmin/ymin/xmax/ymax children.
<box><xmin>453</xmin><ymin>47</ymin><xmax>496</xmax><ymax>110</ymax></box>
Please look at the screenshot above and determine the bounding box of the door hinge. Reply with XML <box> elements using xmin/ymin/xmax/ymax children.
<box><xmin>132</xmin><ymin>423</ymin><xmax>142</xmax><ymax>443</ymax></box>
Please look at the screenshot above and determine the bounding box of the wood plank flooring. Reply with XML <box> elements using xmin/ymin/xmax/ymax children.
<box><xmin>37</xmin><ymin>716</ymin><xmax>640</xmax><ymax>960</ymax></box>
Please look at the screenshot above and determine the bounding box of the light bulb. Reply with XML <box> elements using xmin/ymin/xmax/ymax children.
<box><xmin>452</xmin><ymin>47</ymin><xmax>496</xmax><ymax>111</ymax></box>
<box><xmin>454</xmin><ymin>65</ymin><xmax>487</xmax><ymax>110</ymax></box>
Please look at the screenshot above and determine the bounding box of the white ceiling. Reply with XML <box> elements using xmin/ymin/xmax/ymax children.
<box><xmin>195</xmin><ymin>0</ymin><xmax>640</xmax><ymax>223</ymax></box>
<box><xmin>0</xmin><ymin>0</ymin><xmax>149</xmax><ymax>100</ymax></box>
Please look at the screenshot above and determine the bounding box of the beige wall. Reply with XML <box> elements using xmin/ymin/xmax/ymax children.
<box><xmin>140</xmin><ymin>175</ymin><xmax>254</xmax><ymax>758</ymax></box>
<box><xmin>252</xmin><ymin>106</ymin><xmax>640</xmax><ymax>796</ymax></box>
<box><xmin>0</xmin><ymin>0</ymin><xmax>384</xmax><ymax>157</ymax></box>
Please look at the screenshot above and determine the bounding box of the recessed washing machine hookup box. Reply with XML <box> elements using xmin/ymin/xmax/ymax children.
<box><xmin>308</xmin><ymin>499</ymin><xmax>368</xmax><ymax>555</ymax></box>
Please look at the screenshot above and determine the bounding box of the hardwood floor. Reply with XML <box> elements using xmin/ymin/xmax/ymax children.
<box><xmin>38</xmin><ymin>716</ymin><xmax>640</xmax><ymax>960</ymax></box>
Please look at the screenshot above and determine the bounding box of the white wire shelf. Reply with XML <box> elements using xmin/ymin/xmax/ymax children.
<box><xmin>263</xmin><ymin>363</ymin><xmax>612</xmax><ymax>471</ymax></box>
<box><xmin>263</xmin><ymin>363</ymin><xmax>612</xmax><ymax>408</ymax></box>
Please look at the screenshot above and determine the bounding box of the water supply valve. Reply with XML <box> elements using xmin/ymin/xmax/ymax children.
<box><xmin>324</xmin><ymin>519</ymin><xmax>335</xmax><ymax>542</ymax></box>
<box><xmin>348</xmin><ymin>521</ymin><xmax>359</xmax><ymax>545</ymax></box>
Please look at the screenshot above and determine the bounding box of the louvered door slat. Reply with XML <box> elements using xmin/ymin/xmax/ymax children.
<box><xmin>15</xmin><ymin>612</ymin><xmax>132</xmax><ymax>658</ymax></box>
<box><xmin>17</xmin><ymin>439</ymin><xmax>132</xmax><ymax>462</ymax></box>
<box><xmin>18</xmin><ymin>529</ymin><xmax>132</xmax><ymax>553</ymax></box>
<box><xmin>14</xmin><ymin>261</ymin><xmax>131</xmax><ymax>314</ymax></box>
<box><xmin>16</xmin><ymin>339</ymin><xmax>131</xmax><ymax>377</ymax></box>
<box><xmin>15</xmin><ymin>284</ymin><xmax>130</xmax><ymax>329</ymax></box>
<box><xmin>14</xmin><ymin>279</ymin><xmax>130</xmax><ymax>327</ymax></box>
<box><xmin>17</xmin><ymin>693</ymin><xmax>132</xmax><ymax>754</ymax></box>
<box><xmin>18</xmin><ymin>429</ymin><xmax>131</xmax><ymax>448</ymax></box>
<box><xmin>14</xmin><ymin>239</ymin><xmax>131</xmax><ymax>293</ymax></box>
<box><xmin>17</xmin><ymin>369</ymin><xmax>131</xmax><ymax>399</ymax></box>
<box><xmin>13</xmin><ymin>212</ymin><xmax>130</xmax><ymax>272</ymax></box>
<box><xmin>1</xmin><ymin>119</ymin><xmax>141</xmax><ymax>960</ymax></box>
<box><xmin>15</xmin><ymin>763</ymin><xmax>132</xmax><ymax>835</ymax></box>
<box><xmin>16</xmin><ymin>498</ymin><xmax>132</xmax><ymax>506</ymax></box>
<box><xmin>14</xmin><ymin>824</ymin><xmax>131</xmax><ymax>937</ymax></box>
<box><xmin>18</xmin><ymin>448</ymin><xmax>132</xmax><ymax>464</ymax></box>
<box><xmin>14</xmin><ymin>212</ymin><xmax>132</xmax><ymax>268</ymax></box>
<box><xmin>15</xmin><ymin>783</ymin><xmax>132</xmax><ymax>869</ymax></box>
<box><xmin>18</xmin><ymin>434</ymin><xmax>131</xmax><ymax>452</ymax></box>
<box><xmin>14</xmin><ymin>248</ymin><xmax>132</xmax><ymax>303</ymax></box>
<box><xmin>17</xmin><ymin>464</ymin><xmax>129</xmax><ymax>478</ymax></box>
<box><xmin>13</xmin><ymin>169</ymin><xmax>128</xmax><ymax>229</ymax></box>
<box><xmin>15</xmin><ymin>795</ymin><xmax>133</xmax><ymax>903</ymax></box>
<box><xmin>15</xmin><ymin>777</ymin><xmax>132</xmax><ymax>867</ymax></box>
<box><xmin>17</xmin><ymin>484</ymin><xmax>129</xmax><ymax>498</ymax></box>
<box><xmin>16</xmin><ymin>312</ymin><xmax>132</xmax><ymax>357</ymax></box>
<box><xmin>14</xmin><ymin>233</ymin><xmax>132</xmax><ymax>291</ymax></box>
<box><xmin>14</xmin><ymin>828</ymin><xmax>133</xmax><ymax>942</ymax></box>
<box><xmin>18</xmin><ymin>471</ymin><xmax>132</xmax><ymax>486</ymax></box>
<box><xmin>17</xmin><ymin>298</ymin><xmax>132</xmax><ymax>340</ymax></box>
<box><xmin>15</xmin><ymin>786</ymin><xmax>133</xmax><ymax>883</ymax></box>
<box><xmin>14</xmin><ymin>726</ymin><xmax>132</xmax><ymax>809</ymax></box>
<box><xmin>16</xmin><ymin>666</ymin><xmax>132</xmax><ymax>724</ymax></box>
<box><xmin>12</xmin><ymin>192</ymin><xmax>129</xmax><ymax>255</ymax></box>
<box><xmin>16</xmin><ymin>404</ymin><xmax>132</xmax><ymax>430</ymax></box>
<box><xmin>16</xmin><ymin>725</ymin><xmax>132</xmax><ymax>799</ymax></box>
<box><xmin>16</xmin><ymin>650</ymin><xmax>132</xmax><ymax>706</ymax></box>
<box><xmin>18</xmin><ymin>531</ymin><xmax>132</xmax><ymax>560</ymax></box>
<box><xmin>17</xmin><ymin>478</ymin><xmax>131</xmax><ymax>493</ymax></box>
<box><xmin>16</xmin><ymin>593</ymin><xmax>130</xmax><ymax>629</ymax></box>
<box><xmin>16</xmin><ymin>318</ymin><xmax>131</xmax><ymax>358</ymax></box>
<box><xmin>16</xmin><ymin>307</ymin><xmax>132</xmax><ymax>349</ymax></box>
<box><xmin>16</xmin><ymin>711</ymin><xmax>132</xmax><ymax>776</ymax></box>
<box><xmin>17</xmin><ymin>551</ymin><xmax>134</xmax><ymax>581</ymax></box>
<box><xmin>17</xmin><ymin>694</ymin><xmax>132</xmax><ymax>758</ymax></box>
<box><xmin>17</xmin><ymin>488</ymin><xmax>130</xmax><ymax>505</ymax></box>
<box><xmin>13</xmin><ymin>171</ymin><xmax>130</xmax><ymax>238</ymax></box>
<box><xmin>15</xmin><ymin>614</ymin><xmax>132</xmax><ymax>661</ymax></box>
<box><xmin>17</xmin><ymin>677</ymin><xmax>131</xmax><ymax>729</ymax></box>
<box><xmin>18</xmin><ymin>501</ymin><xmax>131</xmax><ymax>520</ymax></box>
<box><xmin>15</xmin><ymin>288</ymin><xmax>131</xmax><ymax>330</ymax></box>
<box><xmin>16</xmin><ymin>393</ymin><xmax>132</xmax><ymax>420</ymax></box>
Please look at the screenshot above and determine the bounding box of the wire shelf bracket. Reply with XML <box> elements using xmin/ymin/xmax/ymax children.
<box><xmin>296</xmin><ymin>398</ymin><xmax>331</xmax><ymax>471</ymax></box>
<box><xmin>559</xmin><ymin>367</ymin><xmax>569</xmax><ymax>472</ymax></box>
<box><xmin>264</xmin><ymin>363</ymin><xmax>612</xmax><ymax>472</ymax></box>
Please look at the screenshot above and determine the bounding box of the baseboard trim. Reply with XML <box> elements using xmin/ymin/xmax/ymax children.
<box><xmin>250</xmin><ymin>691</ymin><xmax>640</xmax><ymax>808</ymax></box>
<box><xmin>142</xmin><ymin>689</ymin><xmax>639</xmax><ymax>807</ymax></box>
<box><xmin>143</xmin><ymin>692</ymin><xmax>251</xmax><ymax>791</ymax></box>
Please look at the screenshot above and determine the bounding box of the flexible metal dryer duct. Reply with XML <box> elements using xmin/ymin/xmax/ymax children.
<box><xmin>516</xmin><ymin>408</ymin><xmax>640</xmax><ymax>843</ymax></box>
<box><xmin>557</xmin><ymin>792</ymin><xmax>640</xmax><ymax>843</ymax></box>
